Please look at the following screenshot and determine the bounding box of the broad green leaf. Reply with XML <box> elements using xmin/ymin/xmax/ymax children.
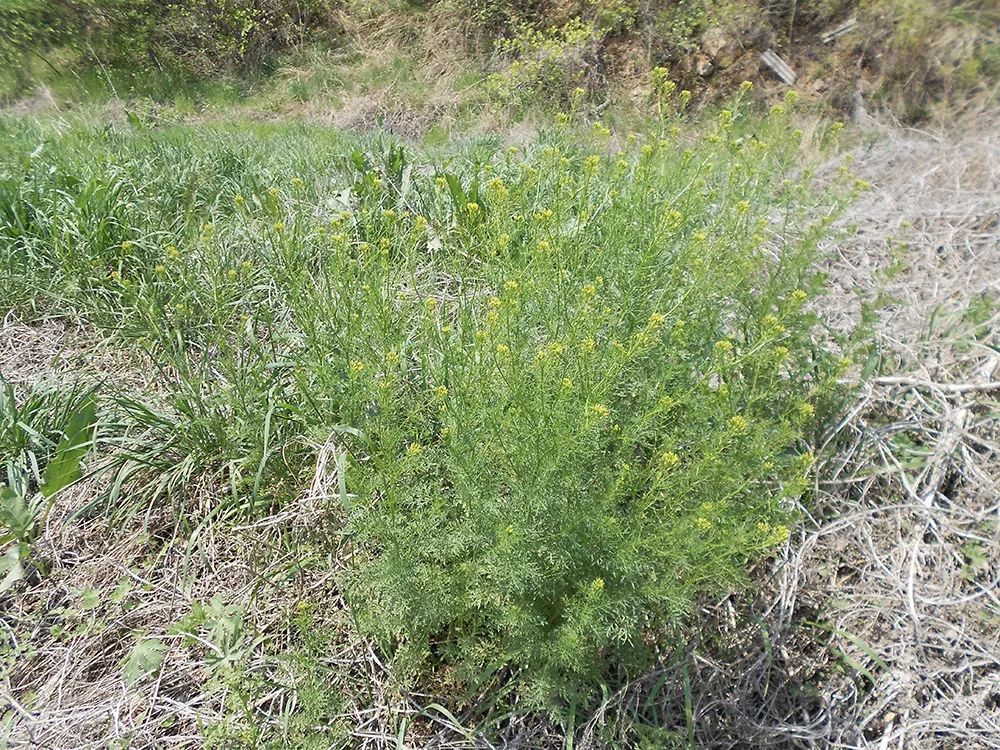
<box><xmin>110</xmin><ymin>578</ymin><xmax>133</xmax><ymax>604</ymax></box>
<box><xmin>444</xmin><ymin>173</ymin><xmax>467</xmax><ymax>212</ymax></box>
<box><xmin>0</xmin><ymin>485</ymin><xmax>35</xmax><ymax>541</ymax></box>
<box><xmin>123</xmin><ymin>637</ymin><xmax>166</xmax><ymax>685</ymax></box>
<box><xmin>79</xmin><ymin>587</ymin><xmax>101</xmax><ymax>610</ymax></box>
<box><xmin>40</xmin><ymin>395</ymin><xmax>97</xmax><ymax>499</ymax></box>
<box><xmin>0</xmin><ymin>545</ymin><xmax>25</xmax><ymax>594</ymax></box>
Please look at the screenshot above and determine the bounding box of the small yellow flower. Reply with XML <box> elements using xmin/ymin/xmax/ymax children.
<box><xmin>241</xmin><ymin>260</ymin><xmax>252</xmax><ymax>271</ymax></box>
<box><xmin>121</xmin><ymin>241</ymin><xmax>133</xmax><ymax>251</ymax></box>
<box><xmin>590</xmin><ymin>403</ymin><xmax>610</xmax><ymax>418</ymax></box>
<box><xmin>383</xmin><ymin>208</ymin><xmax>396</xmax><ymax>220</ymax></box>
<box><xmin>537</xmin><ymin>240</ymin><xmax>551</xmax><ymax>252</ymax></box>
<box><xmin>591</xmin><ymin>122</ymin><xmax>612</xmax><ymax>138</ymax></box>
<box><xmin>737</xmin><ymin>200</ymin><xmax>751</xmax><ymax>214</ymax></box>
<box><xmin>774</xmin><ymin>346</ymin><xmax>790</xmax><ymax>363</ymax></box>
<box><xmin>580</xmin><ymin>337</ymin><xmax>596</xmax><ymax>354</ymax></box>
<box><xmin>435</xmin><ymin>176</ymin><xmax>447</xmax><ymax>189</ymax></box>
<box><xmin>495</xmin><ymin>343</ymin><xmax>510</xmax><ymax>356</ymax></box>
<box><xmin>592</xmin><ymin>577</ymin><xmax>604</xmax><ymax>590</ymax></box>
<box><xmin>154</xmin><ymin>264</ymin><xmax>166</xmax><ymax>275</ymax></box>
<box><xmin>166</xmin><ymin>245</ymin><xmax>180</xmax><ymax>260</ymax></box>
<box><xmin>798</xmin><ymin>402</ymin><xmax>815</xmax><ymax>419</ymax></box>
<box><xmin>273</xmin><ymin>222</ymin><xmax>284</xmax><ymax>233</ymax></box>
<box><xmin>729</xmin><ymin>415</ymin><xmax>749</xmax><ymax>433</ymax></box>
<box><xmin>349</xmin><ymin>360</ymin><xmax>366</xmax><ymax>375</ymax></box>
<box><xmin>203</xmin><ymin>223</ymin><xmax>214</xmax><ymax>235</ymax></box>
<box><xmin>291</xmin><ymin>177</ymin><xmax>305</xmax><ymax>189</ymax></box>
<box><xmin>425</xmin><ymin>298</ymin><xmax>439</xmax><ymax>312</ymax></box>
<box><xmin>649</xmin><ymin>312</ymin><xmax>666</xmax><ymax>329</ymax></box>
<box><xmin>406</xmin><ymin>442</ymin><xmax>424</xmax><ymax>457</ymax></box>
<box><xmin>227</xmin><ymin>269</ymin><xmax>238</xmax><ymax>280</ymax></box>
<box><xmin>739</xmin><ymin>80</ymin><xmax>753</xmax><ymax>92</ymax></box>
<box><xmin>535</xmin><ymin>208</ymin><xmax>553</xmax><ymax>222</ymax></box>
<box><xmin>584</xmin><ymin>154</ymin><xmax>601</xmax><ymax>171</ymax></box>
<box><xmin>434</xmin><ymin>385</ymin><xmax>448</xmax><ymax>399</ymax></box>
<box><xmin>503</xmin><ymin>279</ymin><xmax>519</xmax><ymax>293</ymax></box>
<box><xmin>560</xmin><ymin>378</ymin><xmax>574</xmax><ymax>391</ymax></box>
<box><xmin>488</xmin><ymin>296</ymin><xmax>502</xmax><ymax>309</ymax></box>
<box><xmin>791</xmin><ymin>289</ymin><xmax>808</xmax><ymax>304</ymax></box>
<box><xmin>715</xmin><ymin>339</ymin><xmax>734</xmax><ymax>354</ymax></box>
<box><xmin>385</xmin><ymin>350</ymin><xmax>400</xmax><ymax>365</ymax></box>
<box><xmin>769</xmin><ymin>524</ymin><xmax>790</xmax><ymax>545</ymax></box>
<box><xmin>695</xmin><ymin>517</ymin><xmax>713</xmax><ymax>532</ymax></box>
<box><xmin>268</xmin><ymin>187</ymin><xmax>280</xmax><ymax>199</ymax></box>
<box><xmin>659</xmin><ymin>451</ymin><xmax>680</xmax><ymax>470</ymax></box>
<box><xmin>581</xmin><ymin>282</ymin><xmax>598</xmax><ymax>299</ymax></box>
<box><xmin>233</xmin><ymin>194</ymin><xmax>245</xmax><ymax>207</ymax></box>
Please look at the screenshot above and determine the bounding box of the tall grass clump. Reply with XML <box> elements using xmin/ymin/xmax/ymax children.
<box><xmin>0</xmin><ymin>91</ymin><xmax>858</xmax><ymax>706</ymax></box>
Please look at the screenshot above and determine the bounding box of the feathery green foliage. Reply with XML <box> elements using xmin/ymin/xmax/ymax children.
<box><xmin>0</xmin><ymin>91</ymin><xmax>860</xmax><ymax>706</ymax></box>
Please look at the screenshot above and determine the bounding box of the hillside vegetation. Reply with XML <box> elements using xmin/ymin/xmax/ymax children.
<box><xmin>1</xmin><ymin>2</ymin><xmax>998</xmax><ymax>749</ymax></box>
<box><xmin>3</xmin><ymin>0</ymin><xmax>997</xmax><ymax>125</ymax></box>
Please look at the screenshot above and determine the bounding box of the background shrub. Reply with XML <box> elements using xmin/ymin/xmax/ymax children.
<box><xmin>0</xmin><ymin>0</ymin><xmax>337</xmax><ymax>88</ymax></box>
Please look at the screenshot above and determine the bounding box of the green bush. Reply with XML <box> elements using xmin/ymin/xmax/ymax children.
<box><xmin>486</xmin><ymin>19</ymin><xmax>603</xmax><ymax>109</ymax></box>
<box><xmin>0</xmin><ymin>92</ymin><xmax>858</xmax><ymax>705</ymax></box>
<box><xmin>0</xmin><ymin>0</ymin><xmax>337</xmax><ymax>86</ymax></box>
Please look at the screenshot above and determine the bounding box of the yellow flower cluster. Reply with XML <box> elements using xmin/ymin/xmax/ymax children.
<box><xmin>729</xmin><ymin>414</ymin><xmax>749</xmax><ymax>433</ymax></box>
<box><xmin>757</xmin><ymin>522</ymin><xmax>790</xmax><ymax>546</ymax></box>
<box><xmin>659</xmin><ymin>451</ymin><xmax>680</xmax><ymax>470</ymax></box>
<box><xmin>589</xmin><ymin>403</ymin><xmax>610</xmax><ymax>418</ymax></box>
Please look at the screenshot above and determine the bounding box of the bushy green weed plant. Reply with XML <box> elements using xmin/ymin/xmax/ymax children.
<box><xmin>0</xmin><ymin>92</ymin><xmax>858</xmax><ymax>705</ymax></box>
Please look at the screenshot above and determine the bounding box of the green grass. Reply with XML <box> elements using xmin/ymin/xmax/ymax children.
<box><xmin>0</xmin><ymin>92</ymin><xmax>861</xmax><ymax>730</ymax></box>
